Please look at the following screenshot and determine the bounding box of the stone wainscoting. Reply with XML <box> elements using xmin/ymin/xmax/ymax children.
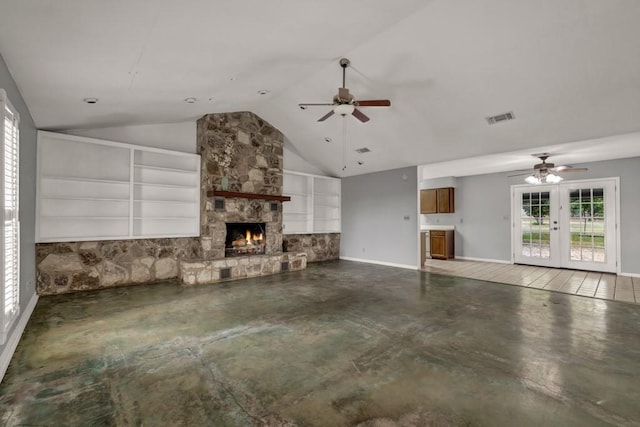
<box><xmin>36</xmin><ymin>238</ymin><xmax>201</xmax><ymax>295</ymax></box>
<box><xmin>284</xmin><ymin>233</ymin><xmax>340</xmax><ymax>262</ymax></box>
<box><xmin>36</xmin><ymin>237</ymin><xmax>311</xmax><ymax>295</ymax></box>
<box><xmin>180</xmin><ymin>252</ymin><xmax>307</xmax><ymax>286</ymax></box>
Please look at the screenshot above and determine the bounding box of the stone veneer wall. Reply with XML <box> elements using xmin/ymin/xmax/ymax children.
<box><xmin>36</xmin><ymin>238</ymin><xmax>201</xmax><ymax>295</ymax></box>
<box><xmin>283</xmin><ymin>233</ymin><xmax>340</xmax><ymax>262</ymax></box>
<box><xmin>198</xmin><ymin>112</ymin><xmax>284</xmax><ymax>258</ymax></box>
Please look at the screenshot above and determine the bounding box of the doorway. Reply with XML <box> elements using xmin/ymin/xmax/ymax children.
<box><xmin>512</xmin><ymin>178</ymin><xmax>618</xmax><ymax>273</ymax></box>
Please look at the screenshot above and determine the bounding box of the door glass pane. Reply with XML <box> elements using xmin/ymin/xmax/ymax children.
<box><xmin>569</xmin><ymin>187</ymin><xmax>605</xmax><ymax>263</ymax></box>
<box><xmin>521</xmin><ymin>191</ymin><xmax>550</xmax><ymax>259</ymax></box>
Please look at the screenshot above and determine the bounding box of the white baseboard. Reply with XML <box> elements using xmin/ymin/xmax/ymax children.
<box><xmin>340</xmin><ymin>256</ymin><xmax>417</xmax><ymax>270</ymax></box>
<box><xmin>1</xmin><ymin>292</ymin><xmax>38</xmax><ymax>383</ymax></box>
<box><xmin>619</xmin><ymin>271</ymin><xmax>640</xmax><ymax>278</ymax></box>
<box><xmin>456</xmin><ymin>256</ymin><xmax>512</xmax><ymax>264</ymax></box>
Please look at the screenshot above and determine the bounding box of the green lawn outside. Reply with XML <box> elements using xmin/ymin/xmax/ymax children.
<box><xmin>521</xmin><ymin>231</ymin><xmax>604</xmax><ymax>246</ymax></box>
<box><xmin>521</xmin><ymin>218</ymin><xmax>605</xmax><ymax>246</ymax></box>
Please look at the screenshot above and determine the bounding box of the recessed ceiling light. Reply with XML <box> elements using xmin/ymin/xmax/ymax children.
<box><xmin>83</xmin><ymin>97</ymin><xmax>98</xmax><ymax>104</ymax></box>
<box><xmin>257</xmin><ymin>90</ymin><xmax>269</xmax><ymax>95</ymax></box>
<box><xmin>324</xmin><ymin>137</ymin><xmax>332</xmax><ymax>143</ymax></box>
<box><xmin>184</xmin><ymin>97</ymin><xmax>197</xmax><ymax>104</ymax></box>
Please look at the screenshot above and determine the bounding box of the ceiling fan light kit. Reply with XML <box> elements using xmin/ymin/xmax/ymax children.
<box><xmin>519</xmin><ymin>153</ymin><xmax>587</xmax><ymax>184</ymax></box>
<box><xmin>334</xmin><ymin>103</ymin><xmax>355</xmax><ymax>116</ymax></box>
<box><xmin>525</xmin><ymin>172</ymin><xmax>562</xmax><ymax>185</ymax></box>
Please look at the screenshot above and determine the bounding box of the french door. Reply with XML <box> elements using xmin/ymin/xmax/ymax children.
<box><xmin>512</xmin><ymin>178</ymin><xmax>618</xmax><ymax>273</ymax></box>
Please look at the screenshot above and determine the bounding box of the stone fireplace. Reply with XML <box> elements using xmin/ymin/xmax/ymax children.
<box><xmin>179</xmin><ymin>111</ymin><xmax>307</xmax><ymax>285</ymax></box>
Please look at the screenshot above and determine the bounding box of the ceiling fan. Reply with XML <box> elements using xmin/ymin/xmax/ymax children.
<box><xmin>510</xmin><ymin>153</ymin><xmax>588</xmax><ymax>184</ymax></box>
<box><xmin>298</xmin><ymin>58</ymin><xmax>391</xmax><ymax>123</ymax></box>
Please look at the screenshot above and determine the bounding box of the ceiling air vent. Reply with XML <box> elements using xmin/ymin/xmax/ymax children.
<box><xmin>486</xmin><ymin>111</ymin><xmax>515</xmax><ymax>125</ymax></box>
<box><xmin>355</xmin><ymin>147</ymin><xmax>371</xmax><ymax>154</ymax></box>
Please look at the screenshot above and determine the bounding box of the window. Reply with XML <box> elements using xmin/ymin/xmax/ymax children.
<box><xmin>1</xmin><ymin>89</ymin><xmax>20</xmax><ymax>343</ymax></box>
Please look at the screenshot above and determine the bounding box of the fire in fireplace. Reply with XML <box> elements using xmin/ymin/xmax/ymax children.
<box><xmin>225</xmin><ymin>222</ymin><xmax>266</xmax><ymax>257</ymax></box>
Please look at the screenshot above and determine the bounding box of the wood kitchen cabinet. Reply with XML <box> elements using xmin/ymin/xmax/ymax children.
<box><xmin>420</xmin><ymin>187</ymin><xmax>455</xmax><ymax>214</ymax></box>
<box><xmin>420</xmin><ymin>189</ymin><xmax>437</xmax><ymax>214</ymax></box>
<box><xmin>430</xmin><ymin>230</ymin><xmax>454</xmax><ymax>260</ymax></box>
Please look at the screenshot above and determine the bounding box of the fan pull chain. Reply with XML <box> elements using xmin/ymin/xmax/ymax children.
<box><xmin>342</xmin><ymin>117</ymin><xmax>347</xmax><ymax>171</ymax></box>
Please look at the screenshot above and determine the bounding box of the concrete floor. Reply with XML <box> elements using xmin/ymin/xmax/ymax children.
<box><xmin>1</xmin><ymin>260</ymin><xmax>639</xmax><ymax>426</ymax></box>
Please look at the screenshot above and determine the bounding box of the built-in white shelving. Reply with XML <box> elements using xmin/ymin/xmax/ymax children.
<box><xmin>283</xmin><ymin>171</ymin><xmax>341</xmax><ymax>234</ymax></box>
<box><xmin>36</xmin><ymin>131</ymin><xmax>200</xmax><ymax>242</ymax></box>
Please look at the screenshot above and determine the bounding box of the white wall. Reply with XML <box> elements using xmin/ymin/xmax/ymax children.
<box><xmin>65</xmin><ymin>122</ymin><xmax>197</xmax><ymax>153</ymax></box>
<box><xmin>0</xmin><ymin>54</ymin><xmax>38</xmax><ymax>380</ymax></box>
<box><xmin>66</xmin><ymin>124</ymin><xmax>330</xmax><ymax>177</ymax></box>
<box><xmin>341</xmin><ymin>166</ymin><xmax>418</xmax><ymax>268</ymax></box>
<box><xmin>283</xmin><ymin>137</ymin><xmax>327</xmax><ymax>175</ymax></box>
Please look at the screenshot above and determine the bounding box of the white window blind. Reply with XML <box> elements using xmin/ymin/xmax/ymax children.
<box><xmin>1</xmin><ymin>89</ymin><xmax>20</xmax><ymax>342</ymax></box>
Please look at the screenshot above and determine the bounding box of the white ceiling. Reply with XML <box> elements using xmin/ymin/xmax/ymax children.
<box><xmin>1</xmin><ymin>0</ymin><xmax>640</xmax><ymax>177</ymax></box>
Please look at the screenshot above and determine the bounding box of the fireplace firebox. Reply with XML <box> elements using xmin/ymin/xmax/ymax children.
<box><xmin>225</xmin><ymin>222</ymin><xmax>266</xmax><ymax>257</ymax></box>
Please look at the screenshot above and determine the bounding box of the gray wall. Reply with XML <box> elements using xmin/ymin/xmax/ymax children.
<box><xmin>341</xmin><ymin>166</ymin><xmax>418</xmax><ymax>267</ymax></box>
<box><xmin>422</xmin><ymin>157</ymin><xmax>640</xmax><ymax>274</ymax></box>
<box><xmin>0</xmin><ymin>54</ymin><xmax>37</xmax><ymax>354</ymax></box>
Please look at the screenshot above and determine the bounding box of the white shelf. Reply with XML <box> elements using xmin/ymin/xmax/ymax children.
<box><xmin>133</xmin><ymin>199</ymin><xmax>197</xmax><ymax>204</ymax></box>
<box><xmin>133</xmin><ymin>181</ymin><xmax>195</xmax><ymax>189</ymax></box>
<box><xmin>41</xmin><ymin>216</ymin><xmax>129</xmax><ymax>220</ymax></box>
<box><xmin>133</xmin><ymin>216</ymin><xmax>194</xmax><ymax>220</ymax></box>
<box><xmin>42</xmin><ymin>196</ymin><xmax>130</xmax><ymax>202</ymax></box>
<box><xmin>41</xmin><ymin>175</ymin><xmax>130</xmax><ymax>185</ymax></box>
<box><xmin>133</xmin><ymin>164</ymin><xmax>197</xmax><ymax>174</ymax></box>
<box><xmin>36</xmin><ymin>131</ymin><xmax>201</xmax><ymax>243</ymax></box>
<box><xmin>283</xmin><ymin>170</ymin><xmax>341</xmax><ymax>234</ymax></box>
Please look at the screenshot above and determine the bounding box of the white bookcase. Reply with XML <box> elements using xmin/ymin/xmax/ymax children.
<box><xmin>36</xmin><ymin>131</ymin><xmax>200</xmax><ymax>243</ymax></box>
<box><xmin>283</xmin><ymin>171</ymin><xmax>341</xmax><ymax>234</ymax></box>
<box><xmin>313</xmin><ymin>176</ymin><xmax>341</xmax><ymax>233</ymax></box>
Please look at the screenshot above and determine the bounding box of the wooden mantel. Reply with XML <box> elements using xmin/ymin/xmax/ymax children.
<box><xmin>207</xmin><ymin>190</ymin><xmax>291</xmax><ymax>202</ymax></box>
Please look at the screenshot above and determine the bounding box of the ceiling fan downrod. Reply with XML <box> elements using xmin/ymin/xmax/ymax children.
<box><xmin>339</xmin><ymin>58</ymin><xmax>350</xmax><ymax>89</ymax></box>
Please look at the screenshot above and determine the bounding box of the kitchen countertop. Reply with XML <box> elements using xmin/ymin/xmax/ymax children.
<box><xmin>420</xmin><ymin>225</ymin><xmax>455</xmax><ymax>231</ymax></box>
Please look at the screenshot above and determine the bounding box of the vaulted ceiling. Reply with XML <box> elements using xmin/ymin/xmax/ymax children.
<box><xmin>1</xmin><ymin>0</ymin><xmax>640</xmax><ymax>176</ymax></box>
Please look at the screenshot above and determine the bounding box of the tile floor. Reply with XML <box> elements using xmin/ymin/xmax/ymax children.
<box><xmin>422</xmin><ymin>258</ymin><xmax>639</xmax><ymax>304</ymax></box>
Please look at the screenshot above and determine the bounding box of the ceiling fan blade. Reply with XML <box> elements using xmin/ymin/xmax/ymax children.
<box><xmin>554</xmin><ymin>166</ymin><xmax>588</xmax><ymax>172</ymax></box>
<box><xmin>356</xmin><ymin>99</ymin><xmax>391</xmax><ymax>107</ymax></box>
<box><xmin>507</xmin><ymin>172</ymin><xmax>532</xmax><ymax>177</ymax></box>
<box><xmin>318</xmin><ymin>110</ymin><xmax>335</xmax><ymax>122</ymax></box>
<box><xmin>299</xmin><ymin>103</ymin><xmax>334</xmax><ymax>107</ymax></box>
<box><xmin>352</xmin><ymin>108</ymin><xmax>370</xmax><ymax>123</ymax></box>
